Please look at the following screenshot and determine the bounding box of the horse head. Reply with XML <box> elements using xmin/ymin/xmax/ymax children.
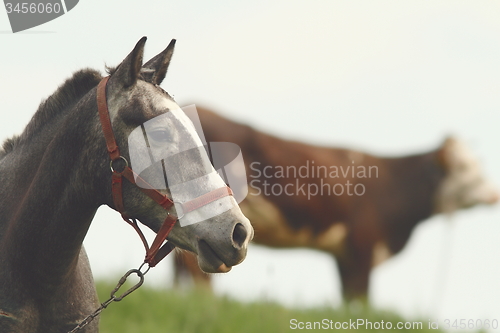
<box><xmin>102</xmin><ymin>37</ymin><xmax>253</xmax><ymax>273</ymax></box>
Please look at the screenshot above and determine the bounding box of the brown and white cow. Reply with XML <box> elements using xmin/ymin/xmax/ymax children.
<box><xmin>175</xmin><ymin>106</ymin><xmax>498</xmax><ymax>299</ymax></box>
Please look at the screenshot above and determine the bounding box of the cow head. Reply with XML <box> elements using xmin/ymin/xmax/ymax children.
<box><xmin>435</xmin><ymin>136</ymin><xmax>498</xmax><ymax>214</ymax></box>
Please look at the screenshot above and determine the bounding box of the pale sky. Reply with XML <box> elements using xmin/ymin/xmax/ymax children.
<box><xmin>1</xmin><ymin>1</ymin><xmax>500</xmax><ymax>327</ymax></box>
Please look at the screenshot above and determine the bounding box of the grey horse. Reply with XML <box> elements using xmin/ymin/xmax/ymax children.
<box><xmin>0</xmin><ymin>37</ymin><xmax>253</xmax><ymax>332</ymax></box>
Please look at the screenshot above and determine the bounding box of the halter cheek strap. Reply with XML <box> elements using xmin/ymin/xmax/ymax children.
<box><xmin>96</xmin><ymin>76</ymin><xmax>233</xmax><ymax>267</ymax></box>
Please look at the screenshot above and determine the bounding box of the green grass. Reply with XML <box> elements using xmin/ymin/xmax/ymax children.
<box><xmin>95</xmin><ymin>281</ymin><xmax>441</xmax><ymax>333</ymax></box>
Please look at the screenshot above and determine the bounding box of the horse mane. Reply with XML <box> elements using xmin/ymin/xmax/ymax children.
<box><xmin>0</xmin><ymin>69</ymin><xmax>103</xmax><ymax>159</ymax></box>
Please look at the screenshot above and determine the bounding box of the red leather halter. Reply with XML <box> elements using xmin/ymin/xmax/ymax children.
<box><xmin>96</xmin><ymin>76</ymin><xmax>233</xmax><ymax>267</ymax></box>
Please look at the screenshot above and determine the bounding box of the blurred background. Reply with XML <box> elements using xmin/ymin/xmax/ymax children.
<box><xmin>1</xmin><ymin>0</ymin><xmax>500</xmax><ymax>327</ymax></box>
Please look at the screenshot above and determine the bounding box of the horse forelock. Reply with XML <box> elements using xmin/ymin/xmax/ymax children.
<box><xmin>106</xmin><ymin>65</ymin><xmax>171</xmax><ymax>97</ymax></box>
<box><xmin>0</xmin><ymin>69</ymin><xmax>103</xmax><ymax>158</ymax></box>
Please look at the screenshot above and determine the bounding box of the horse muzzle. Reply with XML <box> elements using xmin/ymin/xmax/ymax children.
<box><xmin>194</xmin><ymin>210</ymin><xmax>253</xmax><ymax>273</ymax></box>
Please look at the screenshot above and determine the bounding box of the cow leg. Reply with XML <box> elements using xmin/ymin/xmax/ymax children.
<box><xmin>336</xmin><ymin>249</ymin><xmax>371</xmax><ymax>302</ymax></box>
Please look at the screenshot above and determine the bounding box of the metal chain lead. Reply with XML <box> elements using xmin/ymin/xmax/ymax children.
<box><xmin>68</xmin><ymin>263</ymin><xmax>150</xmax><ymax>333</ymax></box>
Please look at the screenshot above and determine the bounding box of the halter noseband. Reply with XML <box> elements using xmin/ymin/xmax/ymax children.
<box><xmin>96</xmin><ymin>76</ymin><xmax>233</xmax><ymax>267</ymax></box>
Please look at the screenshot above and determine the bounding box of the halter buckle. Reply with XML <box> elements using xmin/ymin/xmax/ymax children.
<box><xmin>110</xmin><ymin>156</ymin><xmax>129</xmax><ymax>173</ymax></box>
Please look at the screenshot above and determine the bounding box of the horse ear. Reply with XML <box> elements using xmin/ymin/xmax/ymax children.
<box><xmin>111</xmin><ymin>37</ymin><xmax>147</xmax><ymax>88</ymax></box>
<box><xmin>141</xmin><ymin>39</ymin><xmax>176</xmax><ymax>85</ymax></box>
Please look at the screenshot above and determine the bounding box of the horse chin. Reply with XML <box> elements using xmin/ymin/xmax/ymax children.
<box><xmin>196</xmin><ymin>239</ymin><xmax>233</xmax><ymax>273</ymax></box>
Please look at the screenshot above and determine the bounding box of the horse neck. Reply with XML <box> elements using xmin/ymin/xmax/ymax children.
<box><xmin>0</xmin><ymin>94</ymin><xmax>106</xmax><ymax>298</ymax></box>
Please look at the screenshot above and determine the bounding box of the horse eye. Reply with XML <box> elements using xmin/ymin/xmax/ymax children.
<box><xmin>149</xmin><ymin>130</ymin><xmax>171</xmax><ymax>142</ymax></box>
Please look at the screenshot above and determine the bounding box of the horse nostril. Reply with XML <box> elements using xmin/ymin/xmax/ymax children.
<box><xmin>232</xmin><ymin>223</ymin><xmax>247</xmax><ymax>249</ymax></box>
